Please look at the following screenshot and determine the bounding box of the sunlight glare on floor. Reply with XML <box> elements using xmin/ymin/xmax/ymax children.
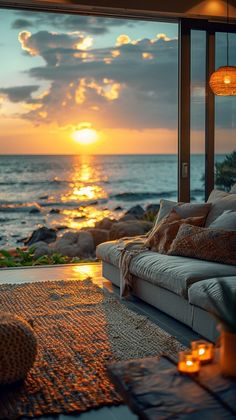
<box><xmin>72</xmin><ymin>264</ymin><xmax>100</xmax><ymax>278</ymax></box>
<box><xmin>72</xmin><ymin>264</ymin><xmax>113</xmax><ymax>290</ymax></box>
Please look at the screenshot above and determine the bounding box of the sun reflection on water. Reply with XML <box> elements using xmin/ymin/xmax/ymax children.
<box><xmin>55</xmin><ymin>155</ymin><xmax>114</xmax><ymax>231</ymax></box>
<box><xmin>69</xmin><ymin>185</ymin><xmax>104</xmax><ymax>201</ymax></box>
<box><xmin>61</xmin><ymin>157</ymin><xmax>108</xmax><ymax>203</ymax></box>
<box><xmin>61</xmin><ymin>207</ymin><xmax>112</xmax><ymax>230</ymax></box>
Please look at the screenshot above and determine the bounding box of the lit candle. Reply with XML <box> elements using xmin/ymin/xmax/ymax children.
<box><xmin>178</xmin><ymin>350</ymin><xmax>200</xmax><ymax>375</ymax></box>
<box><xmin>191</xmin><ymin>341</ymin><xmax>214</xmax><ymax>364</ymax></box>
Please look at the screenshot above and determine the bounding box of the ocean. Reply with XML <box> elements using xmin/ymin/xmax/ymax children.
<box><xmin>0</xmin><ymin>154</ymin><xmax>225</xmax><ymax>248</ymax></box>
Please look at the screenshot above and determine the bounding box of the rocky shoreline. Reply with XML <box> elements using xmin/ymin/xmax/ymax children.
<box><xmin>16</xmin><ymin>204</ymin><xmax>160</xmax><ymax>261</ymax></box>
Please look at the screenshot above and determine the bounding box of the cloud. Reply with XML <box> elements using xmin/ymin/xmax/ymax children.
<box><xmin>142</xmin><ymin>52</ymin><xmax>154</xmax><ymax>60</ymax></box>
<box><xmin>0</xmin><ymin>31</ymin><xmax>178</xmax><ymax>130</ymax></box>
<box><xmin>12</xmin><ymin>19</ymin><xmax>33</xmax><ymax>29</ymax></box>
<box><xmin>4</xmin><ymin>24</ymin><xmax>235</xmax><ymax>131</ymax></box>
<box><xmin>0</xmin><ymin>85</ymin><xmax>40</xmax><ymax>102</ymax></box>
<box><xmin>116</xmin><ymin>34</ymin><xmax>131</xmax><ymax>46</ymax></box>
<box><xmin>156</xmin><ymin>33</ymin><xmax>172</xmax><ymax>42</ymax></box>
<box><xmin>18</xmin><ymin>30</ymin><xmax>94</xmax><ymax>66</ymax></box>
<box><xmin>13</xmin><ymin>31</ymin><xmax>179</xmax><ymax>130</ymax></box>
<box><xmin>75</xmin><ymin>78</ymin><xmax>122</xmax><ymax>104</ymax></box>
<box><xmin>12</xmin><ymin>12</ymin><xmax>132</xmax><ymax>35</ymax></box>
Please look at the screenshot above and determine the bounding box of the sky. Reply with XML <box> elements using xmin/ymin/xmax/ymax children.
<box><xmin>0</xmin><ymin>8</ymin><xmax>235</xmax><ymax>155</ymax></box>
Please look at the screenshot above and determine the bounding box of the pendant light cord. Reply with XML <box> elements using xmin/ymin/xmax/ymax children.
<box><xmin>227</xmin><ymin>0</ymin><xmax>229</xmax><ymax>66</ymax></box>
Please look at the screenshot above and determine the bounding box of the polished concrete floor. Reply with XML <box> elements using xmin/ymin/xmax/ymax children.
<box><xmin>0</xmin><ymin>263</ymin><xmax>200</xmax><ymax>420</ymax></box>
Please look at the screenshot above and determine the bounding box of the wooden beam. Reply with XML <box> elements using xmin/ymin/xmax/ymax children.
<box><xmin>1</xmin><ymin>0</ymin><xmax>236</xmax><ymax>22</ymax></box>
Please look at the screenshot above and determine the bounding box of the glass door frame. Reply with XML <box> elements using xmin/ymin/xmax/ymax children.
<box><xmin>178</xmin><ymin>18</ymin><xmax>236</xmax><ymax>202</ymax></box>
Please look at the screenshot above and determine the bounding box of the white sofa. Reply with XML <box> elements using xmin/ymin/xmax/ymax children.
<box><xmin>96</xmin><ymin>189</ymin><xmax>236</xmax><ymax>342</ymax></box>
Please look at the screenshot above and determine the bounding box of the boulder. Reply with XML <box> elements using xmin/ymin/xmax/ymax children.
<box><xmin>25</xmin><ymin>227</ymin><xmax>57</xmax><ymax>246</ymax></box>
<box><xmin>49</xmin><ymin>209</ymin><xmax>60</xmax><ymax>214</ymax></box>
<box><xmin>109</xmin><ymin>221</ymin><xmax>153</xmax><ymax>240</ymax></box>
<box><xmin>17</xmin><ymin>237</ymin><xmax>28</xmax><ymax>243</ymax></box>
<box><xmin>52</xmin><ymin>231</ymin><xmax>95</xmax><ymax>258</ymax></box>
<box><xmin>29</xmin><ymin>207</ymin><xmax>41</xmax><ymax>214</ymax></box>
<box><xmin>95</xmin><ymin>217</ymin><xmax>117</xmax><ymax>230</ymax></box>
<box><xmin>114</xmin><ymin>206</ymin><xmax>123</xmax><ymax>211</ymax></box>
<box><xmin>83</xmin><ymin>228</ymin><xmax>109</xmax><ymax>247</ymax></box>
<box><xmin>119</xmin><ymin>214</ymin><xmax>137</xmax><ymax>222</ymax></box>
<box><xmin>125</xmin><ymin>205</ymin><xmax>145</xmax><ymax>220</ymax></box>
<box><xmin>55</xmin><ymin>225</ymin><xmax>69</xmax><ymax>231</ymax></box>
<box><xmin>33</xmin><ymin>241</ymin><xmax>53</xmax><ymax>258</ymax></box>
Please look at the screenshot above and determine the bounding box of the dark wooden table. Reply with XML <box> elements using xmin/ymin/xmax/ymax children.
<box><xmin>107</xmin><ymin>356</ymin><xmax>236</xmax><ymax>419</ymax></box>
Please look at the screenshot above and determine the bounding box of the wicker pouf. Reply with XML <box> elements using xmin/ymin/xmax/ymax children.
<box><xmin>0</xmin><ymin>312</ymin><xmax>37</xmax><ymax>385</ymax></box>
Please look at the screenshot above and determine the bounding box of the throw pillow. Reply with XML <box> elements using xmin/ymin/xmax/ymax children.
<box><xmin>154</xmin><ymin>199</ymin><xmax>211</xmax><ymax>226</ymax></box>
<box><xmin>207</xmin><ymin>189</ymin><xmax>230</xmax><ymax>202</ymax></box>
<box><xmin>168</xmin><ymin>224</ymin><xmax>236</xmax><ymax>266</ymax></box>
<box><xmin>230</xmin><ymin>183</ymin><xmax>236</xmax><ymax>194</ymax></box>
<box><xmin>209</xmin><ymin>210</ymin><xmax>236</xmax><ymax>230</ymax></box>
<box><xmin>205</xmin><ymin>192</ymin><xmax>236</xmax><ymax>226</ymax></box>
<box><xmin>146</xmin><ymin>209</ymin><xmax>206</xmax><ymax>254</ymax></box>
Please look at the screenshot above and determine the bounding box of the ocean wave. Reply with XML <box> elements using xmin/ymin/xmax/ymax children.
<box><xmin>191</xmin><ymin>188</ymin><xmax>205</xmax><ymax>195</ymax></box>
<box><xmin>40</xmin><ymin>200</ymin><xmax>106</xmax><ymax>208</ymax></box>
<box><xmin>111</xmin><ymin>189</ymin><xmax>204</xmax><ymax>202</ymax></box>
<box><xmin>0</xmin><ymin>179</ymin><xmax>69</xmax><ymax>186</ymax></box>
<box><xmin>110</xmin><ymin>191</ymin><xmax>177</xmax><ymax>201</ymax></box>
<box><xmin>0</xmin><ymin>198</ymin><xmax>108</xmax><ymax>212</ymax></box>
<box><xmin>0</xmin><ymin>218</ymin><xmax>16</xmax><ymax>223</ymax></box>
<box><xmin>0</xmin><ymin>203</ymin><xmax>42</xmax><ymax>213</ymax></box>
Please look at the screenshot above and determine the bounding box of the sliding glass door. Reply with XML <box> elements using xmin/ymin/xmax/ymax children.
<box><xmin>180</xmin><ymin>21</ymin><xmax>236</xmax><ymax>203</ymax></box>
<box><xmin>215</xmin><ymin>32</ymin><xmax>236</xmax><ymax>191</ymax></box>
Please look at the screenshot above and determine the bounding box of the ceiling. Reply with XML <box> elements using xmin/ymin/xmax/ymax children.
<box><xmin>1</xmin><ymin>0</ymin><xmax>236</xmax><ymax>21</ymax></box>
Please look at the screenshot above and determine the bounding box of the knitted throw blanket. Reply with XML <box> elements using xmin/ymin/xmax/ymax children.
<box><xmin>117</xmin><ymin>236</ymin><xmax>149</xmax><ymax>297</ymax></box>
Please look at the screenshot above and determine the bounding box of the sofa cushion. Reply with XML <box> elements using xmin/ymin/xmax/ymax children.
<box><xmin>129</xmin><ymin>252</ymin><xmax>236</xmax><ymax>298</ymax></box>
<box><xmin>206</xmin><ymin>190</ymin><xmax>236</xmax><ymax>226</ymax></box>
<box><xmin>188</xmin><ymin>277</ymin><xmax>236</xmax><ymax>312</ymax></box>
<box><xmin>168</xmin><ymin>224</ymin><xmax>236</xmax><ymax>266</ymax></box>
<box><xmin>209</xmin><ymin>210</ymin><xmax>236</xmax><ymax>230</ymax></box>
<box><xmin>155</xmin><ymin>199</ymin><xmax>211</xmax><ymax>226</ymax></box>
<box><xmin>145</xmin><ymin>209</ymin><xmax>205</xmax><ymax>254</ymax></box>
<box><xmin>96</xmin><ymin>241</ymin><xmax>121</xmax><ymax>267</ymax></box>
<box><xmin>97</xmin><ymin>240</ymin><xmax>236</xmax><ymax>298</ymax></box>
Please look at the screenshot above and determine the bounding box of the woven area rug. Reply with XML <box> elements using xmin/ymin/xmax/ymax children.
<box><xmin>0</xmin><ymin>279</ymin><xmax>184</xmax><ymax>419</ymax></box>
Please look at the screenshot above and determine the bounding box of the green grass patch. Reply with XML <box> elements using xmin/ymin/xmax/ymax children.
<box><xmin>0</xmin><ymin>247</ymin><xmax>85</xmax><ymax>268</ymax></box>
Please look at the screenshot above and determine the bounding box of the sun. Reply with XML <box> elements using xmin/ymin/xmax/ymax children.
<box><xmin>72</xmin><ymin>128</ymin><xmax>98</xmax><ymax>145</ymax></box>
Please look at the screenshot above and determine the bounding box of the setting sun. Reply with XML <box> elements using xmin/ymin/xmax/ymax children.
<box><xmin>72</xmin><ymin>128</ymin><xmax>98</xmax><ymax>145</ymax></box>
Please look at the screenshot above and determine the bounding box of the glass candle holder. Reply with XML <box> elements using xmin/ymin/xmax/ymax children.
<box><xmin>191</xmin><ymin>341</ymin><xmax>214</xmax><ymax>364</ymax></box>
<box><xmin>178</xmin><ymin>350</ymin><xmax>200</xmax><ymax>375</ymax></box>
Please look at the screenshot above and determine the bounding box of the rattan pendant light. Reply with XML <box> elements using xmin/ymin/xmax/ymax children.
<box><xmin>209</xmin><ymin>0</ymin><xmax>236</xmax><ymax>96</ymax></box>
